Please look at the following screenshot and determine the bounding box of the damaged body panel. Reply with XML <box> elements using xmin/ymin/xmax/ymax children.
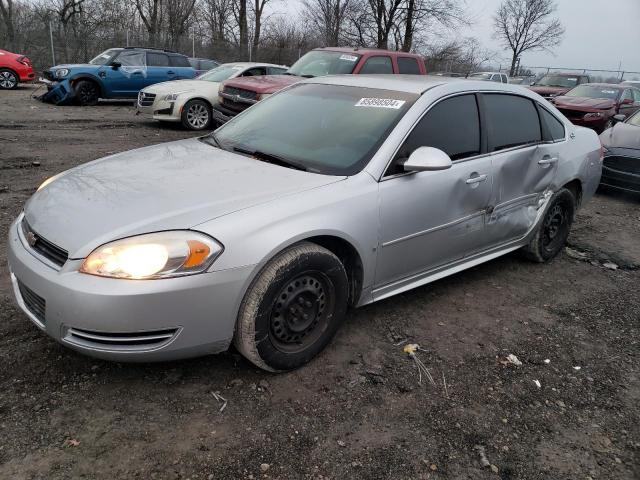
<box><xmin>9</xmin><ymin>76</ymin><xmax>602</xmax><ymax>369</ymax></box>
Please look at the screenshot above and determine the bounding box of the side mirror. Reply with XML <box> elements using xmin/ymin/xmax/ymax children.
<box><xmin>621</xmin><ymin>98</ymin><xmax>634</xmax><ymax>105</ymax></box>
<box><xmin>110</xmin><ymin>61</ymin><xmax>121</xmax><ymax>70</ymax></box>
<box><xmin>613</xmin><ymin>114</ymin><xmax>626</xmax><ymax>123</ymax></box>
<box><xmin>403</xmin><ymin>147</ymin><xmax>452</xmax><ymax>172</ymax></box>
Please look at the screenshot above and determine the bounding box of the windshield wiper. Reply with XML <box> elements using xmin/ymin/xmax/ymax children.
<box><xmin>232</xmin><ymin>146</ymin><xmax>309</xmax><ymax>172</ymax></box>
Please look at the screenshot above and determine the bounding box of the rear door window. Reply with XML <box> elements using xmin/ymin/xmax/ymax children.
<box><xmin>395</xmin><ymin>94</ymin><xmax>481</xmax><ymax>163</ymax></box>
<box><xmin>169</xmin><ymin>55</ymin><xmax>191</xmax><ymax>67</ymax></box>
<box><xmin>398</xmin><ymin>57</ymin><xmax>421</xmax><ymax>75</ymax></box>
<box><xmin>360</xmin><ymin>56</ymin><xmax>393</xmax><ymax>74</ymax></box>
<box><xmin>539</xmin><ymin>107</ymin><xmax>565</xmax><ymax>141</ymax></box>
<box><xmin>147</xmin><ymin>53</ymin><xmax>169</xmax><ymax>67</ymax></box>
<box><xmin>484</xmin><ymin>94</ymin><xmax>542</xmax><ymax>151</ymax></box>
<box><xmin>268</xmin><ymin>67</ymin><xmax>288</xmax><ymax>75</ymax></box>
<box><xmin>199</xmin><ymin>60</ymin><xmax>218</xmax><ymax>70</ymax></box>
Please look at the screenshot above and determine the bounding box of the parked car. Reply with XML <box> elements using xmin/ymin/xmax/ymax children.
<box><xmin>188</xmin><ymin>57</ymin><xmax>219</xmax><ymax>76</ymax></box>
<box><xmin>467</xmin><ymin>72</ymin><xmax>509</xmax><ymax>83</ymax></box>
<box><xmin>509</xmin><ymin>76</ymin><xmax>536</xmax><ymax>86</ymax></box>
<box><xmin>0</xmin><ymin>49</ymin><xmax>35</xmax><ymax>89</ymax></box>
<box><xmin>40</xmin><ymin>47</ymin><xmax>197</xmax><ymax>106</ymax></box>
<box><xmin>8</xmin><ymin>76</ymin><xmax>602</xmax><ymax>370</ymax></box>
<box><xmin>551</xmin><ymin>83</ymin><xmax>640</xmax><ymax>133</ymax></box>
<box><xmin>529</xmin><ymin>73</ymin><xmax>590</xmax><ymax>99</ymax></box>
<box><xmin>432</xmin><ymin>71</ymin><xmax>463</xmax><ymax>78</ymax></box>
<box><xmin>212</xmin><ymin>47</ymin><xmax>426</xmax><ymax>124</ymax></box>
<box><xmin>137</xmin><ymin>62</ymin><xmax>288</xmax><ymax>130</ymax></box>
<box><xmin>599</xmin><ymin>109</ymin><xmax>640</xmax><ymax>193</ymax></box>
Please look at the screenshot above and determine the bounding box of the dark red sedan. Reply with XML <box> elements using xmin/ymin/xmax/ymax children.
<box><xmin>0</xmin><ymin>49</ymin><xmax>35</xmax><ymax>89</ymax></box>
<box><xmin>551</xmin><ymin>83</ymin><xmax>640</xmax><ymax>133</ymax></box>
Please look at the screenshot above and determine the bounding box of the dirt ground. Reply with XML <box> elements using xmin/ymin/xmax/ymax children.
<box><xmin>1</xmin><ymin>85</ymin><xmax>639</xmax><ymax>480</ymax></box>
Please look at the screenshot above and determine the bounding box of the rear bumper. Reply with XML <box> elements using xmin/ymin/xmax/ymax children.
<box><xmin>18</xmin><ymin>66</ymin><xmax>35</xmax><ymax>82</ymax></box>
<box><xmin>7</xmin><ymin>216</ymin><xmax>254</xmax><ymax>362</ymax></box>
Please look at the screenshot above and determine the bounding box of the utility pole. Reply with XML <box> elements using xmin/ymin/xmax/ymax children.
<box><xmin>192</xmin><ymin>27</ymin><xmax>195</xmax><ymax>58</ymax></box>
<box><xmin>49</xmin><ymin>20</ymin><xmax>56</xmax><ymax>66</ymax></box>
<box><xmin>126</xmin><ymin>30</ymin><xmax>130</xmax><ymax>47</ymax></box>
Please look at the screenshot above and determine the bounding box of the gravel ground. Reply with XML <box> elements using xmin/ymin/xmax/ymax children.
<box><xmin>1</xmin><ymin>85</ymin><xmax>639</xmax><ymax>480</ymax></box>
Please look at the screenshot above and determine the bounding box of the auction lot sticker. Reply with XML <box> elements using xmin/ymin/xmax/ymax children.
<box><xmin>355</xmin><ymin>98</ymin><xmax>406</xmax><ymax>109</ymax></box>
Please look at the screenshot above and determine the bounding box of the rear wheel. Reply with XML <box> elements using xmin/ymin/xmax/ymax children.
<box><xmin>522</xmin><ymin>188</ymin><xmax>575</xmax><ymax>263</ymax></box>
<box><xmin>0</xmin><ymin>68</ymin><xmax>18</xmax><ymax>89</ymax></box>
<box><xmin>181</xmin><ymin>99</ymin><xmax>211</xmax><ymax>130</ymax></box>
<box><xmin>234</xmin><ymin>242</ymin><xmax>349</xmax><ymax>372</ymax></box>
<box><xmin>74</xmin><ymin>80</ymin><xmax>100</xmax><ymax>106</ymax></box>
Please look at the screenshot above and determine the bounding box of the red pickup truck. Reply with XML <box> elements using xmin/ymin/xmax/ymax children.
<box><xmin>213</xmin><ymin>47</ymin><xmax>427</xmax><ymax>124</ymax></box>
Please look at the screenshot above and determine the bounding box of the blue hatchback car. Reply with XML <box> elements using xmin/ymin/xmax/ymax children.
<box><xmin>41</xmin><ymin>47</ymin><xmax>197</xmax><ymax>106</ymax></box>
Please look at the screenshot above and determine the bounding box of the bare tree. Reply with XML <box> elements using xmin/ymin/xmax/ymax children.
<box><xmin>493</xmin><ymin>0</ymin><xmax>564</xmax><ymax>76</ymax></box>
<box><xmin>302</xmin><ymin>0</ymin><xmax>352</xmax><ymax>46</ymax></box>
<box><xmin>0</xmin><ymin>0</ymin><xmax>15</xmax><ymax>50</ymax></box>
<box><xmin>166</xmin><ymin>0</ymin><xmax>197</xmax><ymax>49</ymax></box>
<box><xmin>135</xmin><ymin>0</ymin><xmax>164</xmax><ymax>46</ymax></box>
<box><xmin>232</xmin><ymin>0</ymin><xmax>249</xmax><ymax>59</ymax></box>
<box><xmin>400</xmin><ymin>0</ymin><xmax>467</xmax><ymax>52</ymax></box>
<box><xmin>250</xmin><ymin>0</ymin><xmax>271</xmax><ymax>58</ymax></box>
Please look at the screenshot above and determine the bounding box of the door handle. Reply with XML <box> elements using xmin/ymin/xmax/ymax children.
<box><xmin>466</xmin><ymin>174</ymin><xmax>487</xmax><ymax>185</ymax></box>
<box><xmin>167</xmin><ymin>71</ymin><xmax>176</xmax><ymax>75</ymax></box>
<box><xmin>538</xmin><ymin>157</ymin><xmax>558</xmax><ymax>166</ymax></box>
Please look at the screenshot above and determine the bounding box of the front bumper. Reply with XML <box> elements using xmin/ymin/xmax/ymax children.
<box><xmin>37</xmin><ymin>77</ymin><xmax>75</xmax><ymax>105</ymax></box>
<box><xmin>601</xmin><ymin>150</ymin><xmax>640</xmax><ymax>193</ymax></box>
<box><xmin>7</xmin><ymin>217</ymin><xmax>254</xmax><ymax>361</ymax></box>
<box><xmin>136</xmin><ymin>96</ymin><xmax>180</xmax><ymax>122</ymax></box>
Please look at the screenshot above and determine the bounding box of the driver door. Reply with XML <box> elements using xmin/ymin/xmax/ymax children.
<box><xmin>375</xmin><ymin>94</ymin><xmax>494</xmax><ymax>292</ymax></box>
<box><xmin>103</xmin><ymin>50</ymin><xmax>147</xmax><ymax>97</ymax></box>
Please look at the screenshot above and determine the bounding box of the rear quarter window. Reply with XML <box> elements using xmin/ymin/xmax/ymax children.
<box><xmin>539</xmin><ymin>107</ymin><xmax>565</xmax><ymax>141</ymax></box>
<box><xmin>398</xmin><ymin>57</ymin><xmax>421</xmax><ymax>75</ymax></box>
<box><xmin>484</xmin><ymin>94</ymin><xmax>542</xmax><ymax>151</ymax></box>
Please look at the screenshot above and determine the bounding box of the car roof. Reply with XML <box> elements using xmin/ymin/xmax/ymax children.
<box><xmin>314</xmin><ymin>46</ymin><xmax>422</xmax><ymax>57</ymax></box>
<box><xmin>220</xmin><ymin>62</ymin><xmax>287</xmax><ymax>68</ymax></box>
<box><xmin>304</xmin><ymin>74</ymin><xmax>531</xmax><ymax>95</ymax></box>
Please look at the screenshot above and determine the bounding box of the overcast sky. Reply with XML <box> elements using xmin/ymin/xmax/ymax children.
<box><xmin>283</xmin><ymin>0</ymin><xmax>640</xmax><ymax>74</ymax></box>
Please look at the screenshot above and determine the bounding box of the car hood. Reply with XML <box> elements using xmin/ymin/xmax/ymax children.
<box><xmin>24</xmin><ymin>138</ymin><xmax>344</xmax><ymax>258</ymax></box>
<box><xmin>553</xmin><ymin>96</ymin><xmax>616</xmax><ymax>110</ymax></box>
<box><xmin>142</xmin><ymin>79</ymin><xmax>219</xmax><ymax>95</ymax></box>
<box><xmin>50</xmin><ymin>64</ymin><xmax>95</xmax><ymax>71</ymax></box>
<box><xmin>223</xmin><ymin>75</ymin><xmax>302</xmax><ymax>94</ymax></box>
<box><xmin>600</xmin><ymin>122</ymin><xmax>640</xmax><ymax>149</ymax></box>
<box><xmin>529</xmin><ymin>86</ymin><xmax>569</xmax><ymax>96</ymax></box>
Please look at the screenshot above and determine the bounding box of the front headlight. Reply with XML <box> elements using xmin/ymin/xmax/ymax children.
<box><xmin>55</xmin><ymin>68</ymin><xmax>69</xmax><ymax>78</ymax></box>
<box><xmin>80</xmin><ymin>231</ymin><xmax>223</xmax><ymax>279</ymax></box>
<box><xmin>164</xmin><ymin>91</ymin><xmax>191</xmax><ymax>101</ymax></box>
<box><xmin>584</xmin><ymin>112</ymin><xmax>604</xmax><ymax>119</ymax></box>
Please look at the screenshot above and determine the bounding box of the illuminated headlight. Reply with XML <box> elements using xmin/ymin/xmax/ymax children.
<box><xmin>80</xmin><ymin>231</ymin><xmax>223</xmax><ymax>280</ymax></box>
<box><xmin>164</xmin><ymin>91</ymin><xmax>191</xmax><ymax>101</ymax></box>
<box><xmin>55</xmin><ymin>68</ymin><xmax>69</xmax><ymax>78</ymax></box>
<box><xmin>584</xmin><ymin>112</ymin><xmax>604</xmax><ymax>119</ymax></box>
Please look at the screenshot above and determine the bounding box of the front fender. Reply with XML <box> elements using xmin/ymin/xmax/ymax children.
<box><xmin>68</xmin><ymin>73</ymin><xmax>105</xmax><ymax>96</ymax></box>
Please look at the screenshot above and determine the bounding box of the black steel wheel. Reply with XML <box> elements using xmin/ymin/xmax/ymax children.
<box><xmin>234</xmin><ymin>242</ymin><xmax>349</xmax><ymax>371</ymax></box>
<box><xmin>74</xmin><ymin>80</ymin><xmax>100</xmax><ymax>106</ymax></box>
<box><xmin>0</xmin><ymin>68</ymin><xmax>18</xmax><ymax>89</ymax></box>
<box><xmin>522</xmin><ymin>188</ymin><xmax>575</xmax><ymax>263</ymax></box>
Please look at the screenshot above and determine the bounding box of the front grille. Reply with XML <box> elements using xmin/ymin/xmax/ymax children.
<box><xmin>21</xmin><ymin>218</ymin><xmax>69</xmax><ymax>267</ymax></box>
<box><xmin>603</xmin><ymin>155</ymin><xmax>640</xmax><ymax>175</ymax></box>
<box><xmin>65</xmin><ymin>327</ymin><xmax>179</xmax><ymax>351</ymax></box>
<box><xmin>138</xmin><ymin>91</ymin><xmax>156</xmax><ymax>107</ymax></box>
<box><xmin>224</xmin><ymin>86</ymin><xmax>257</xmax><ymax>101</ymax></box>
<box><xmin>17</xmin><ymin>279</ymin><xmax>46</xmax><ymax>324</ymax></box>
<box><xmin>557</xmin><ymin>108</ymin><xmax>587</xmax><ymax>120</ymax></box>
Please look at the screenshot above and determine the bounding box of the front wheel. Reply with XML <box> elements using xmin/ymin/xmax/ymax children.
<box><xmin>74</xmin><ymin>80</ymin><xmax>100</xmax><ymax>106</ymax></box>
<box><xmin>0</xmin><ymin>69</ymin><xmax>18</xmax><ymax>89</ymax></box>
<box><xmin>521</xmin><ymin>188</ymin><xmax>575</xmax><ymax>263</ymax></box>
<box><xmin>181</xmin><ymin>99</ymin><xmax>211</xmax><ymax>130</ymax></box>
<box><xmin>234</xmin><ymin>242</ymin><xmax>349</xmax><ymax>372</ymax></box>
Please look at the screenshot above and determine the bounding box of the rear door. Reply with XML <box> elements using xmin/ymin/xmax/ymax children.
<box><xmin>375</xmin><ymin>94</ymin><xmax>493</xmax><ymax>288</ymax></box>
<box><xmin>482</xmin><ymin>93</ymin><xmax>559</xmax><ymax>246</ymax></box>
<box><xmin>145</xmin><ymin>52</ymin><xmax>172</xmax><ymax>87</ymax></box>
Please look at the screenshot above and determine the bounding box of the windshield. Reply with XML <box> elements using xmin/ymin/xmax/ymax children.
<box><xmin>469</xmin><ymin>73</ymin><xmax>492</xmax><ymax>80</ymax></box>
<box><xmin>287</xmin><ymin>51</ymin><xmax>361</xmax><ymax>78</ymax></box>
<box><xmin>197</xmin><ymin>64</ymin><xmax>243</xmax><ymax>82</ymax></box>
<box><xmin>628</xmin><ymin>110</ymin><xmax>640</xmax><ymax>127</ymax></box>
<box><xmin>208</xmin><ymin>84</ymin><xmax>417</xmax><ymax>175</ymax></box>
<box><xmin>89</xmin><ymin>49</ymin><xmax>121</xmax><ymax>65</ymax></box>
<box><xmin>536</xmin><ymin>75</ymin><xmax>580</xmax><ymax>88</ymax></box>
<box><xmin>565</xmin><ymin>85</ymin><xmax>621</xmax><ymax>100</ymax></box>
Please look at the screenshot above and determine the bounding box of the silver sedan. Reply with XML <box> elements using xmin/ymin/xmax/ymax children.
<box><xmin>8</xmin><ymin>75</ymin><xmax>602</xmax><ymax>371</ymax></box>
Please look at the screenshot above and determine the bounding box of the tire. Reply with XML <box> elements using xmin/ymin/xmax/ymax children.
<box><xmin>0</xmin><ymin>68</ymin><xmax>18</xmax><ymax>89</ymax></box>
<box><xmin>521</xmin><ymin>188</ymin><xmax>576</xmax><ymax>263</ymax></box>
<box><xmin>234</xmin><ymin>242</ymin><xmax>349</xmax><ymax>372</ymax></box>
<box><xmin>181</xmin><ymin>99</ymin><xmax>211</xmax><ymax>130</ymax></box>
<box><xmin>74</xmin><ymin>80</ymin><xmax>100</xmax><ymax>106</ymax></box>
